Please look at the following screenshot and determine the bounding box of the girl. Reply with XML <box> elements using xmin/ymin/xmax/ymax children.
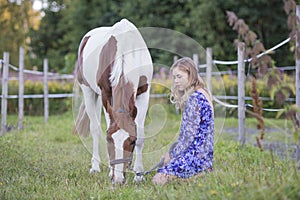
<box><xmin>152</xmin><ymin>57</ymin><xmax>214</xmax><ymax>185</ymax></box>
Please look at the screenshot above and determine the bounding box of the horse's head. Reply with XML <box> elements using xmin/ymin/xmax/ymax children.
<box><xmin>105</xmin><ymin>74</ymin><xmax>137</xmax><ymax>184</ymax></box>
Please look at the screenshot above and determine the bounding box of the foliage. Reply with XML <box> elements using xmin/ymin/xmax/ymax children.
<box><xmin>22</xmin><ymin>0</ymin><xmax>295</xmax><ymax>73</ymax></box>
<box><xmin>249</xmin><ymin>77</ymin><xmax>265</xmax><ymax>151</ymax></box>
<box><xmin>226</xmin><ymin>2</ymin><xmax>300</xmax><ymax>153</ymax></box>
<box><xmin>150</xmin><ymin>78</ymin><xmax>172</xmax><ymax>95</ymax></box>
<box><xmin>2</xmin><ymin>0</ymin><xmax>299</xmax><ymax>73</ymax></box>
<box><xmin>0</xmin><ymin>0</ymin><xmax>40</xmax><ymax>66</ymax></box>
<box><xmin>276</xmin><ymin>104</ymin><xmax>300</xmax><ymax>145</ymax></box>
<box><xmin>217</xmin><ymin>74</ymin><xmax>296</xmax><ymax>118</ymax></box>
<box><xmin>225</xmin><ymin>1</ymin><xmax>298</xmax><ymax>108</ymax></box>
<box><xmin>217</xmin><ymin>74</ymin><xmax>296</xmax><ymax>99</ymax></box>
<box><xmin>284</xmin><ymin>0</ymin><xmax>297</xmax><ymax>53</ymax></box>
<box><xmin>0</xmin><ymin>112</ymin><xmax>299</xmax><ymax>199</ymax></box>
<box><xmin>28</xmin><ymin>0</ymin><xmax>68</xmax><ymax>71</ymax></box>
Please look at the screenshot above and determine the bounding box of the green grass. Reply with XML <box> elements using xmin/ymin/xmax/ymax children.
<box><xmin>0</xmin><ymin>108</ymin><xmax>299</xmax><ymax>199</ymax></box>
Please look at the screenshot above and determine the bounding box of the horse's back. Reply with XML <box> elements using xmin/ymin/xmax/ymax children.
<box><xmin>80</xmin><ymin>19</ymin><xmax>137</xmax><ymax>58</ymax></box>
<box><xmin>80</xmin><ymin>19</ymin><xmax>136</xmax><ymax>56</ymax></box>
<box><xmin>79</xmin><ymin>19</ymin><xmax>152</xmax><ymax>93</ymax></box>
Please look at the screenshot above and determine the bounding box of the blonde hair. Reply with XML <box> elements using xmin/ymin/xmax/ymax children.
<box><xmin>169</xmin><ymin>57</ymin><xmax>207</xmax><ymax>110</ymax></box>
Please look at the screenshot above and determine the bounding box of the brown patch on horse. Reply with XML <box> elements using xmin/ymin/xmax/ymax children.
<box><xmin>112</xmin><ymin>74</ymin><xmax>137</xmax><ymax>137</ymax></box>
<box><xmin>106</xmin><ymin>102</ymin><xmax>118</xmax><ymax>177</ymax></box>
<box><xmin>96</xmin><ymin>36</ymin><xmax>137</xmax><ymax>168</ymax></box>
<box><xmin>76</xmin><ymin>36</ymin><xmax>90</xmax><ymax>86</ymax></box>
<box><xmin>137</xmin><ymin>75</ymin><xmax>148</xmax><ymax>96</ymax></box>
<box><xmin>97</xmin><ymin>36</ymin><xmax>117</xmax><ymax>111</ymax></box>
<box><xmin>96</xmin><ymin>36</ymin><xmax>119</xmax><ymax>145</ymax></box>
<box><xmin>106</xmin><ymin>102</ymin><xmax>120</xmax><ymax>140</ymax></box>
<box><xmin>129</xmin><ymin>94</ymin><xmax>137</xmax><ymax>119</ymax></box>
<box><xmin>107</xmin><ymin>134</ymin><xmax>115</xmax><ymax>160</ymax></box>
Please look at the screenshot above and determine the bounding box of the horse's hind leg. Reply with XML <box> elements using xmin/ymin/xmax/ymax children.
<box><xmin>81</xmin><ymin>85</ymin><xmax>102</xmax><ymax>173</ymax></box>
<box><xmin>133</xmin><ymin>90</ymin><xmax>150</xmax><ymax>182</ymax></box>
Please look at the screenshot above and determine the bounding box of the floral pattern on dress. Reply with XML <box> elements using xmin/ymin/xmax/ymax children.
<box><xmin>157</xmin><ymin>91</ymin><xmax>214</xmax><ymax>178</ymax></box>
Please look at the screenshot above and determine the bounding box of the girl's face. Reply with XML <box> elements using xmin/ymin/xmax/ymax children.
<box><xmin>172</xmin><ymin>67</ymin><xmax>189</xmax><ymax>91</ymax></box>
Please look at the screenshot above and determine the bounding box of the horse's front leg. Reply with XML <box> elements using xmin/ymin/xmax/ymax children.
<box><xmin>82</xmin><ymin>86</ymin><xmax>101</xmax><ymax>173</ymax></box>
<box><xmin>91</xmin><ymin>95</ymin><xmax>103</xmax><ymax>173</ymax></box>
<box><xmin>133</xmin><ymin>91</ymin><xmax>150</xmax><ymax>182</ymax></box>
<box><xmin>90</xmin><ymin>123</ymin><xmax>101</xmax><ymax>173</ymax></box>
<box><xmin>133</xmin><ymin>129</ymin><xmax>145</xmax><ymax>182</ymax></box>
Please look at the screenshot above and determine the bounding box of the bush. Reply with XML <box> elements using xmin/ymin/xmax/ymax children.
<box><xmin>150</xmin><ymin>78</ymin><xmax>171</xmax><ymax>95</ymax></box>
<box><xmin>1</xmin><ymin>73</ymin><xmax>295</xmax><ymax>117</ymax></box>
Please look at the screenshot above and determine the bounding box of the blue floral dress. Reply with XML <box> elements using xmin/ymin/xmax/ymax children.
<box><xmin>157</xmin><ymin>91</ymin><xmax>214</xmax><ymax>178</ymax></box>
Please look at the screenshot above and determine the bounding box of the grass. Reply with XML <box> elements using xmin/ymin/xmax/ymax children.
<box><xmin>0</xmin><ymin>104</ymin><xmax>300</xmax><ymax>199</ymax></box>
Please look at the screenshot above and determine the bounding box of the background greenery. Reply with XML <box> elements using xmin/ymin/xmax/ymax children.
<box><xmin>1</xmin><ymin>0</ymin><xmax>299</xmax><ymax>72</ymax></box>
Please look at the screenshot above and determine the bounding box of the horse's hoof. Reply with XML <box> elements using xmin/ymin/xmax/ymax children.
<box><xmin>90</xmin><ymin>168</ymin><xmax>100</xmax><ymax>173</ymax></box>
<box><xmin>133</xmin><ymin>175</ymin><xmax>145</xmax><ymax>182</ymax></box>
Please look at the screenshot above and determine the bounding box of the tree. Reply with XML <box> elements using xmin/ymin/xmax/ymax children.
<box><xmin>0</xmin><ymin>0</ymin><xmax>40</xmax><ymax>66</ymax></box>
<box><xmin>28</xmin><ymin>0</ymin><xmax>296</xmax><ymax>73</ymax></box>
<box><xmin>28</xmin><ymin>0</ymin><xmax>68</xmax><ymax>71</ymax></box>
<box><xmin>29</xmin><ymin>0</ymin><xmax>125</xmax><ymax>72</ymax></box>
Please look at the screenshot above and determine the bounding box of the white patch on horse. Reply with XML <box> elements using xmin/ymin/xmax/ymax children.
<box><xmin>112</xmin><ymin>129</ymin><xmax>129</xmax><ymax>181</ymax></box>
<box><xmin>110</xmin><ymin>55</ymin><xmax>126</xmax><ymax>87</ymax></box>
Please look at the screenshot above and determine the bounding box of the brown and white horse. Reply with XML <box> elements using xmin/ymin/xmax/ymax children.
<box><xmin>72</xmin><ymin>19</ymin><xmax>153</xmax><ymax>184</ymax></box>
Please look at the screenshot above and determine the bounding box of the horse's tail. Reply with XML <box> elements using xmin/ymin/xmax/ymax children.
<box><xmin>72</xmin><ymin>101</ymin><xmax>90</xmax><ymax>137</ymax></box>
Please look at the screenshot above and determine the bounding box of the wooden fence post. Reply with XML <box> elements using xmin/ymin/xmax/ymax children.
<box><xmin>206</xmin><ymin>48</ymin><xmax>212</xmax><ymax>93</ymax></box>
<box><xmin>238</xmin><ymin>42</ymin><xmax>246</xmax><ymax>145</ymax></box>
<box><xmin>173</xmin><ymin>55</ymin><xmax>178</xmax><ymax>63</ymax></box>
<box><xmin>295</xmin><ymin>5</ymin><xmax>300</xmax><ymax>160</ymax></box>
<box><xmin>43</xmin><ymin>58</ymin><xmax>49</xmax><ymax>123</ymax></box>
<box><xmin>73</xmin><ymin>80</ymin><xmax>80</xmax><ymax>114</ymax></box>
<box><xmin>18</xmin><ymin>47</ymin><xmax>24</xmax><ymax>130</ymax></box>
<box><xmin>296</xmin><ymin>6</ymin><xmax>300</xmax><ymax>121</ymax></box>
<box><xmin>1</xmin><ymin>52</ymin><xmax>9</xmax><ymax>135</ymax></box>
<box><xmin>193</xmin><ymin>53</ymin><xmax>199</xmax><ymax>69</ymax></box>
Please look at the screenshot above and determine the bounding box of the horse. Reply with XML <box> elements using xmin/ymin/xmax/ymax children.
<box><xmin>72</xmin><ymin>19</ymin><xmax>153</xmax><ymax>184</ymax></box>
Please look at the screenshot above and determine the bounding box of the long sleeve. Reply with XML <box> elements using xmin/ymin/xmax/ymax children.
<box><xmin>170</xmin><ymin>95</ymin><xmax>201</xmax><ymax>158</ymax></box>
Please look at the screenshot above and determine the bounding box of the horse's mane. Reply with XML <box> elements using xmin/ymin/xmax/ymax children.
<box><xmin>109</xmin><ymin>19</ymin><xmax>138</xmax><ymax>87</ymax></box>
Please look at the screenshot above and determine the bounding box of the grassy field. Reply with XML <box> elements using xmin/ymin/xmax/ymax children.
<box><xmin>0</xmin><ymin>103</ymin><xmax>300</xmax><ymax>199</ymax></box>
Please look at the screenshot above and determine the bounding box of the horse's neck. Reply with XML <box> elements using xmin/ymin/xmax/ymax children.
<box><xmin>112</xmin><ymin>75</ymin><xmax>135</xmax><ymax>110</ymax></box>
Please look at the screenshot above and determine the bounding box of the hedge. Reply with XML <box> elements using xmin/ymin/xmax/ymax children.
<box><xmin>0</xmin><ymin>74</ymin><xmax>296</xmax><ymax>117</ymax></box>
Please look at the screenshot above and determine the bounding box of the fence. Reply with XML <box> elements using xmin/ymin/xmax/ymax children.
<box><xmin>1</xmin><ymin>6</ymin><xmax>300</xmax><ymax>142</ymax></box>
<box><xmin>199</xmin><ymin>38</ymin><xmax>299</xmax><ymax>146</ymax></box>
<box><xmin>2</xmin><ymin>42</ymin><xmax>298</xmax><ymax>139</ymax></box>
<box><xmin>0</xmin><ymin>47</ymin><xmax>74</xmax><ymax>135</ymax></box>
